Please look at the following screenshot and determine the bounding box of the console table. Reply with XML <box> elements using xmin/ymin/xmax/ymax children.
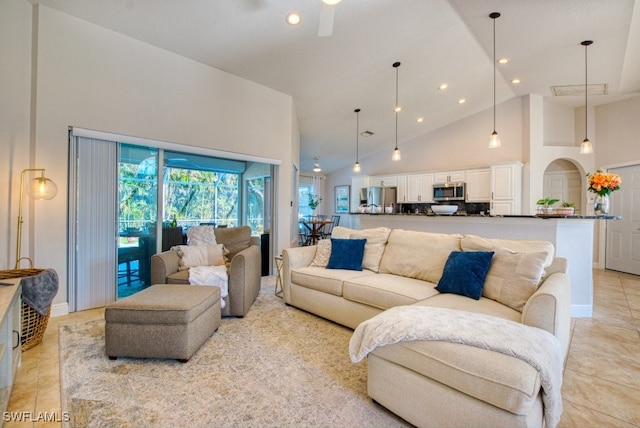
<box><xmin>0</xmin><ymin>279</ymin><xmax>21</xmax><ymax>416</ymax></box>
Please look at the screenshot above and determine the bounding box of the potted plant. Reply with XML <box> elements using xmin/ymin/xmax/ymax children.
<box><xmin>536</xmin><ymin>197</ymin><xmax>559</xmax><ymax>214</ymax></box>
<box><xmin>308</xmin><ymin>194</ymin><xmax>322</xmax><ymax>213</ymax></box>
<box><xmin>556</xmin><ymin>201</ymin><xmax>576</xmax><ymax>215</ymax></box>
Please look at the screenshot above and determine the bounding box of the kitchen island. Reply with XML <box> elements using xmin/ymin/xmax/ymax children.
<box><xmin>352</xmin><ymin>213</ymin><xmax>620</xmax><ymax>317</ymax></box>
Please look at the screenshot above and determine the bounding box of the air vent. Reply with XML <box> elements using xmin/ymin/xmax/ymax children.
<box><xmin>360</xmin><ymin>130</ymin><xmax>374</xmax><ymax>137</ymax></box>
<box><xmin>551</xmin><ymin>83</ymin><xmax>608</xmax><ymax>96</ymax></box>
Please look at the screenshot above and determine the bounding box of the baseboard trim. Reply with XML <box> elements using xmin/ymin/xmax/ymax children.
<box><xmin>51</xmin><ymin>302</ymin><xmax>69</xmax><ymax>317</ymax></box>
<box><xmin>571</xmin><ymin>304</ymin><xmax>593</xmax><ymax>318</ymax></box>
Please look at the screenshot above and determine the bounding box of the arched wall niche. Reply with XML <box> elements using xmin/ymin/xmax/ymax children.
<box><xmin>541</xmin><ymin>158</ymin><xmax>588</xmax><ymax>215</ymax></box>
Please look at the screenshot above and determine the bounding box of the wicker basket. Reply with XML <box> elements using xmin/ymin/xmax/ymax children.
<box><xmin>0</xmin><ymin>268</ymin><xmax>51</xmax><ymax>351</ymax></box>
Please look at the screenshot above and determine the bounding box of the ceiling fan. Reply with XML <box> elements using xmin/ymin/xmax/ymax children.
<box><xmin>318</xmin><ymin>0</ymin><xmax>341</xmax><ymax>37</ymax></box>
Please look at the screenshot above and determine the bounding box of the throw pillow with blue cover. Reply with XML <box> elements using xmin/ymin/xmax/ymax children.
<box><xmin>327</xmin><ymin>238</ymin><xmax>367</xmax><ymax>271</ymax></box>
<box><xmin>436</xmin><ymin>251</ymin><xmax>494</xmax><ymax>299</ymax></box>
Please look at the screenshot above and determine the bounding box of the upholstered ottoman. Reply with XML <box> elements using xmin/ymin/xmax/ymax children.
<box><xmin>105</xmin><ymin>284</ymin><xmax>221</xmax><ymax>362</ymax></box>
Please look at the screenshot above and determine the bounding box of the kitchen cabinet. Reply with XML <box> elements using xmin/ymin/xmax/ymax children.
<box><xmin>434</xmin><ymin>170</ymin><xmax>466</xmax><ymax>183</ymax></box>
<box><xmin>465</xmin><ymin>168</ymin><xmax>491</xmax><ymax>202</ymax></box>
<box><xmin>405</xmin><ymin>173</ymin><xmax>435</xmax><ymax>202</ymax></box>
<box><xmin>350</xmin><ymin>175</ymin><xmax>369</xmax><ymax>212</ymax></box>
<box><xmin>369</xmin><ymin>175</ymin><xmax>398</xmax><ymax>187</ymax></box>
<box><xmin>490</xmin><ymin>162</ymin><xmax>522</xmax><ymax>215</ymax></box>
<box><xmin>396</xmin><ymin>175</ymin><xmax>407</xmax><ymax>203</ymax></box>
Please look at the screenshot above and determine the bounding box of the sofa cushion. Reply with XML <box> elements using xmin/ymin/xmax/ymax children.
<box><xmin>413</xmin><ymin>293</ymin><xmax>522</xmax><ymax>323</ymax></box>
<box><xmin>310</xmin><ymin>239</ymin><xmax>332</xmax><ymax>267</ymax></box>
<box><xmin>379</xmin><ymin>229</ymin><xmax>462</xmax><ymax>283</ymax></box>
<box><xmin>436</xmin><ymin>251</ymin><xmax>494</xmax><ymax>300</ymax></box>
<box><xmin>483</xmin><ymin>249</ymin><xmax>548</xmax><ymax>312</ymax></box>
<box><xmin>327</xmin><ymin>238</ymin><xmax>366</xmax><ymax>271</ymax></box>
<box><xmin>371</xmin><ymin>339</ymin><xmax>541</xmax><ymax>416</ymax></box>
<box><xmin>291</xmin><ymin>266</ymin><xmax>374</xmax><ymax>296</ymax></box>
<box><xmin>213</xmin><ymin>226</ymin><xmax>252</xmax><ymax>259</ymax></box>
<box><xmin>350</xmin><ymin>227</ymin><xmax>392</xmax><ymax>273</ymax></box>
<box><xmin>343</xmin><ymin>274</ymin><xmax>439</xmax><ymax>310</ymax></box>
<box><xmin>331</xmin><ymin>226</ymin><xmax>392</xmax><ymax>273</ymax></box>
<box><xmin>461</xmin><ymin>234</ymin><xmax>555</xmax><ymax>268</ymax></box>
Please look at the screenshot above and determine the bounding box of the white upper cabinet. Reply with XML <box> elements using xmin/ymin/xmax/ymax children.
<box><xmin>406</xmin><ymin>173</ymin><xmax>435</xmax><ymax>202</ymax></box>
<box><xmin>490</xmin><ymin>162</ymin><xmax>523</xmax><ymax>215</ymax></box>
<box><xmin>434</xmin><ymin>170</ymin><xmax>466</xmax><ymax>183</ymax></box>
<box><xmin>465</xmin><ymin>168</ymin><xmax>491</xmax><ymax>202</ymax></box>
<box><xmin>369</xmin><ymin>175</ymin><xmax>398</xmax><ymax>187</ymax></box>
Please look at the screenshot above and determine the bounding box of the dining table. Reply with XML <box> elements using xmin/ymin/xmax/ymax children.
<box><xmin>299</xmin><ymin>218</ymin><xmax>333</xmax><ymax>245</ymax></box>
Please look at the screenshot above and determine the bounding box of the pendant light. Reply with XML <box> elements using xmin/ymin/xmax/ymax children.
<box><xmin>488</xmin><ymin>12</ymin><xmax>501</xmax><ymax>149</ymax></box>
<box><xmin>580</xmin><ymin>40</ymin><xmax>594</xmax><ymax>154</ymax></box>
<box><xmin>392</xmin><ymin>61</ymin><xmax>401</xmax><ymax>161</ymax></box>
<box><xmin>313</xmin><ymin>157</ymin><xmax>322</xmax><ymax>172</ymax></box>
<box><xmin>353</xmin><ymin>108</ymin><xmax>362</xmax><ymax>173</ymax></box>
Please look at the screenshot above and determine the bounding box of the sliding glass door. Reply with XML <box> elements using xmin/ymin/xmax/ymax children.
<box><xmin>117</xmin><ymin>145</ymin><xmax>158</xmax><ymax>298</ymax></box>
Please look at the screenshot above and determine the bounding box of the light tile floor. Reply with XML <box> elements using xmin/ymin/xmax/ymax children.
<box><xmin>5</xmin><ymin>270</ymin><xmax>640</xmax><ymax>427</ymax></box>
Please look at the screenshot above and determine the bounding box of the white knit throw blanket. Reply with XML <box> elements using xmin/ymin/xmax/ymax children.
<box><xmin>349</xmin><ymin>306</ymin><xmax>563</xmax><ymax>428</ymax></box>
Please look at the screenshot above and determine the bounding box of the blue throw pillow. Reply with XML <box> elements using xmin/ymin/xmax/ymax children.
<box><xmin>326</xmin><ymin>238</ymin><xmax>367</xmax><ymax>271</ymax></box>
<box><xmin>435</xmin><ymin>251</ymin><xmax>494</xmax><ymax>300</ymax></box>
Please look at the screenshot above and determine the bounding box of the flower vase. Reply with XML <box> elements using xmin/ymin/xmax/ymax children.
<box><xmin>594</xmin><ymin>194</ymin><xmax>609</xmax><ymax>216</ymax></box>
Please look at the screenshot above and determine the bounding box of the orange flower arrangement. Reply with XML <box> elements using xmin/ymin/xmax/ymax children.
<box><xmin>587</xmin><ymin>169</ymin><xmax>622</xmax><ymax>196</ymax></box>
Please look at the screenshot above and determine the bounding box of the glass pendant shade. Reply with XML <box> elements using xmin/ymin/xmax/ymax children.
<box><xmin>353</xmin><ymin>161</ymin><xmax>361</xmax><ymax>173</ymax></box>
<box><xmin>580</xmin><ymin>138</ymin><xmax>593</xmax><ymax>154</ymax></box>
<box><xmin>26</xmin><ymin>176</ymin><xmax>58</xmax><ymax>200</ymax></box>
<box><xmin>489</xmin><ymin>131</ymin><xmax>501</xmax><ymax>149</ymax></box>
<box><xmin>392</xmin><ymin>147</ymin><xmax>401</xmax><ymax>161</ymax></box>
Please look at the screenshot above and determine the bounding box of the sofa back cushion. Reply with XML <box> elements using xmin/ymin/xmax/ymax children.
<box><xmin>379</xmin><ymin>229</ymin><xmax>462</xmax><ymax>283</ymax></box>
<box><xmin>330</xmin><ymin>226</ymin><xmax>392</xmax><ymax>272</ymax></box>
<box><xmin>461</xmin><ymin>234</ymin><xmax>555</xmax><ymax>267</ymax></box>
<box><xmin>213</xmin><ymin>226</ymin><xmax>252</xmax><ymax>259</ymax></box>
<box><xmin>482</xmin><ymin>249</ymin><xmax>548</xmax><ymax>312</ymax></box>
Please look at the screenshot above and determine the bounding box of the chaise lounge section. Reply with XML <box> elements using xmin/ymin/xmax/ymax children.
<box><xmin>282</xmin><ymin>226</ymin><xmax>571</xmax><ymax>427</ymax></box>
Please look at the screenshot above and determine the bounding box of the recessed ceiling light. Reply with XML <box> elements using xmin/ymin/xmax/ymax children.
<box><xmin>286</xmin><ymin>12</ymin><xmax>301</xmax><ymax>25</ymax></box>
<box><xmin>511</xmin><ymin>78</ymin><xmax>521</xmax><ymax>84</ymax></box>
<box><xmin>417</xmin><ymin>117</ymin><xmax>424</xmax><ymax>123</ymax></box>
<box><xmin>438</xmin><ymin>83</ymin><xmax>448</xmax><ymax>90</ymax></box>
<box><xmin>322</xmin><ymin>0</ymin><xmax>341</xmax><ymax>5</ymax></box>
<box><xmin>498</xmin><ymin>58</ymin><xmax>510</xmax><ymax>64</ymax></box>
<box><xmin>458</xmin><ymin>98</ymin><xmax>466</xmax><ymax>104</ymax></box>
<box><xmin>393</xmin><ymin>106</ymin><xmax>402</xmax><ymax>113</ymax></box>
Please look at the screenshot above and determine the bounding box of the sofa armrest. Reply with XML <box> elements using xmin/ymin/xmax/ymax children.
<box><xmin>151</xmin><ymin>250</ymin><xmax>181</xmax><ymax>285</ymax></box>
<box><xmin>281</xmin><ymin>245</ymin><xmax>317</xmax><ymax>304</ymax></box>
<box><xmin>227</xmin><ymin>244</ymin><xmax>261</xmax><ymax>317</ymax></box>
<box><xmin>521</xmin><ymin>260</ymin><xmax>571</xmax><ymax>362</ymax></box>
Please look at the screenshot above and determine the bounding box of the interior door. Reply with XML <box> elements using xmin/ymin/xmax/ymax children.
<box><xmin>606</xmin><ymin>164</ymin><xmax>640</xmax><ymax>275</ymax></box>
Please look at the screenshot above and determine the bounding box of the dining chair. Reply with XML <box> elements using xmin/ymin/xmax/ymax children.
<box><xmin>321</xmin><ymin>215</ymin><xmax>340</xmax><ymax>238</ymax></box>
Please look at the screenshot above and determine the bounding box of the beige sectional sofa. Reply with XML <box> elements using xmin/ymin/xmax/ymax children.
<box><xmin>282</xmin><ymin>226</ymin><xmax>571</xmax><ymax>428</ymax></box>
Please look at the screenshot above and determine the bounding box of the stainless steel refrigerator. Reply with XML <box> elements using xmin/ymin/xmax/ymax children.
<box><xmin>360</xmin><ymin>186</ymin><xmax>397</xmax><ymax>213</ymax></box>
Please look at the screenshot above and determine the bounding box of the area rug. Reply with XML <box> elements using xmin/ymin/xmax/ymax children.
<box><xmin>60</xmin><ymin>281</ymin><xmax>409</xmax><ymax>427</ymax></box>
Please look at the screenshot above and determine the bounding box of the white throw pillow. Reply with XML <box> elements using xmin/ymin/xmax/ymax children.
<box><xmin>186</xmin><ymin>226</ymin><xmax>217</xmax><ymax>246</ymax></box>
<box><xmin>174</xmin><ymin>244</ymin><xmax>226</xmax><ymax>270</ymax></box>
<box><xmin>310</xmin><ymin>239</ymin><xmax>332</xmax><ymax>267</ymax></box>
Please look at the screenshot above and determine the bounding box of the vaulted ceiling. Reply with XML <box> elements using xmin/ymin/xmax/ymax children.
<box><xmin>30</xmin><ymin>0</ymin><xmax>640</xmax><ymax>172</ymax></box>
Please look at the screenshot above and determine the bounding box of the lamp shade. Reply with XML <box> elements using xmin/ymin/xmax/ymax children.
<box><xmin>26</xmin><ymin>176</ymin><xmax>58</xmax><ymax>200</ymax></box>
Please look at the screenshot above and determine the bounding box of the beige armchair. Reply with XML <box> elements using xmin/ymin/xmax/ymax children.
<box><xmin>151</xmin><ymin>226</ymin><xmax>261</xmax><ymax>317</ymax></box>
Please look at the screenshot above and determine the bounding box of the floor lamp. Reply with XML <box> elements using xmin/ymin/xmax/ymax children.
<box><xmin>15</xmin><ymin>168</ymin><xmax>57</xmax><ymax>269</ymax></box>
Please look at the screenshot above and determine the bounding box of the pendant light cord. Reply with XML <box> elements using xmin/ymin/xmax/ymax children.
<box><xmin>493</xmin><ymin>15</ymin><xmax>496</xmax><ymax>132</ymax></box>
<box><xmin>395</xmin><ymin>63</ymin><xmax>399</xmax><ymax>150</ymax></box>
<box><xmin>584</xmin><ymin>42</ymin><xmax>588</xmax><ymax>140</ymax></box>
<box><xmin>355</xmin><ymin>108</ymin><xmax>360</xmax><ymax>162</ymax></box>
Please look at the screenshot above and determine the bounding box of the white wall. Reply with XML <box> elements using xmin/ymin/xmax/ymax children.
<box><xmin>0</xmin><ymin>3</ymin><xmax>298</xmax><ymax>311</ymax></box>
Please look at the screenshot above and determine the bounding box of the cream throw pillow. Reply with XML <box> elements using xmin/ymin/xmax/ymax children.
<box><xmin>350</xmin><ymin>227</ymin><xmax>391</xmax><ymax>272</ymax></box>
<box><xmin>186</xmin><ymin>226</ymin><xmax>217</xmax><ymax>246</ymax></box>
<box><xmin>310</xmin><ymin>239</ymin><xmax>332</xmax><ymax>267</ymax></box>
<box><xmin>174</xmin><ymin>244</ymin><xmax>226</xmax><ymax>271</ymax></box>
<box><xmin>483</xmin><ymin>249</ymin><xmax>547</xmax><ymax>312</ymax></box>
<box><xmin>331</xmin><ymin>226</ymin><xmax>354</xmax><ymax>239</ymax></box>
<box><xmin>379</xmin><ymin>229</ymin><xmax>462</xmax><ymax>283</ymax></box>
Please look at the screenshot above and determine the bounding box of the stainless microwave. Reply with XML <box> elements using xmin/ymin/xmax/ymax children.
<box><xmin>433</xmin><ymin>182</ymin><xmax>466</xmax><ymax>201</ymax></box>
